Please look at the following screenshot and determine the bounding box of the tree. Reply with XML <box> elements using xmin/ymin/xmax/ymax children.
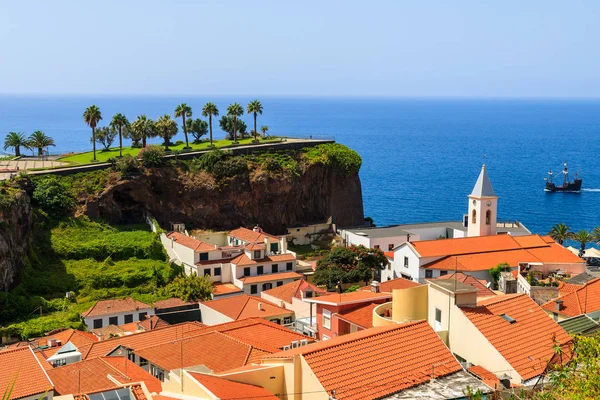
<box><xmin>549</xmin><ymin>223</ymin><xmax>572</xmax><ymax>245</ymax></box>
<box><xmin>572</xmin><ymin>229</ymin><xmax>593</xmax><ymax>258</ymax></box>
<box><xmin>174</xmin><ymin>103</ymin><xmax>192</xmax><ymax>148</ymax></box>
<box><xmin>164</xmin><ymin>273</ymin><xmax>214</xmax><ymax>302</ymax></box>
<box><xmin>83</xmin><ymin>105</ymin><xmax>102</xmax><ymax>161</ymax></box>
<box><xmin>93</xmin><ymin>126</ymin><xmax>117</xmax><ymax>151</ymax></box>
<box><xmin>260</xmin><ymin>125</ymin><xmax>269</xmax><ymax>137</ymax></box>
<box><xmin>489</xmin><ymin>262</ymin><xmax>510</xmax><ymax>289</ymax></box>
<box><xmin>185</xmin><ymin>118</ymin><xmax>208</xmax><ymax>143</ymax></box>
<box><xmin>592</xmin><ymin>226</ymin><xmax>600</xmax><ymax>244</ymax></box>
<box><xmin>155</xmin><ymin>114</ymin><xmax>178</xmax><ymax>151</ymax></box>
<box><xmin>28</xmin><ymin>131</ymin><xmax>55</xmax><ymax>157</ymax></box>
<box><xmin>32</xmin><ymin>176</ymin><xmax>76</xmax><ymax>217</ymax></box>
<box><xmin>313</xmin><ymin>245</ymin><xmax>388</xmax><ymax>289</ymax></box>
<box><xmin>129</xmin><ymin>115</ymin><xmax>156</xmax><ymax>148</ymax></box>
<box><xmin>247</xmin><ymin>100</ymin><xmax>263</xmax><ymax>142</ymax></box>
<box><xmin>226</xmin><ymin>103</ymin><xmax>244</xmax><ymax>143</ymax></box>
<box><xmin>219</xmin><ymin>116</ymin><xmax>247</xmax><ymax>140</ymax></box>
<box><xmin>202</xmin><ymin>102</ymin><xmax>219</xmax><ymax>147</ymax></box>
<box><xmin>110</xmin><ymin>113</ymin><xmax>129</xmax><ymax>157</ymax></box>
<box><xmin>3</xmin><ymin>132</ymin><xmax>28</xmax><ymax>156</ymax></box>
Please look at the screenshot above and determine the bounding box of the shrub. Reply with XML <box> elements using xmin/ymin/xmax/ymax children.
<box><xmin>175</xmin><ymin>140</ymin><xmax>185</xmax><ymax>146</ymax></box>
<box><xmin>212</xmin><ymin>157</ymin><xmax>248</xmax><ymax>179</ymax></box>
<box><xmin>195</xmin><ymin>149</ymin><xmax>225</xmax><ymax>172</ymax></box>
<box><xmin>115</xmin><ymin>155</ymin><xmax>140</xmax><ymax>176</ymax></box>
<box><xmin>139</xmin><ymin>145</ymin><xmax>165</xmax><ymax>167</ymax></box>
<box><xmin>32</xmin><ymin>176</ymin><xmax>76</xmax><ymax>217</ymax></box>
<box><xmin>302</xmin><ymin>143</ymin><xmax>362</xmax><ymax>174</ymax></box>
<box><xmin>164</xmin><ymin>273</ymin><xmax>214</xmax><ymax>302</ymax></box>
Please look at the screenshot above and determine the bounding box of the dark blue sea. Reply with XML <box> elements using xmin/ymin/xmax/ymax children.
<box><xmin>1</xmin><ymin>95</ymin><xmax>599</xmax><ymax>235</ymax></box>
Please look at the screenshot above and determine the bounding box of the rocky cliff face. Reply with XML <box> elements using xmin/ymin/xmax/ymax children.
<box><xmin>84</xmin><ymin>162</ymin><xmax>364</xmax><ymax>234</ymax></box>
<box><xmin>0</xmin><ymin>189</ymin><xmax>33</xmax><ymax>291</ymax></box>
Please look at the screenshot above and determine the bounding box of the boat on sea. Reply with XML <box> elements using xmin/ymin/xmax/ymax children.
<box><xmin>545</xmin><ymin>162</ymin><xmax>582</xmax><ymax>192</ymax></box>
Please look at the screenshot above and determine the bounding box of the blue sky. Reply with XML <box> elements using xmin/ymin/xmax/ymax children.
<box><xmin>0</xmin><ymin>1</ymin><xmax>599</xmax><ymax>97</ymax></box>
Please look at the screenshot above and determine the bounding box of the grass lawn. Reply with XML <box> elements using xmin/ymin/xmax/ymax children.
<box><xmin>59</xmin><ymin>137</ymin><xmax>283</xmax><ymax>164</ymax></box>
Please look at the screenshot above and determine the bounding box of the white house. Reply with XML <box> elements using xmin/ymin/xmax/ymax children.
<box><xmin>81</xmin><ymin>298</ymin><xmax>153</xmax><ymax>329</ymax></box>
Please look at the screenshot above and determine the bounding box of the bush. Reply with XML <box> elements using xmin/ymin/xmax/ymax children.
<box><xmin>139</xmin><ymin>145</ymin><xmax>165</xmax><ymax>167</ymax></box>
<box><xmin>195</xmin><ymin>149</ymin><xmax>225</xmax><ymax>172</ymax></box>
<box><xmin>175</xmin><ymin>140</ymin><xmax>185</xmax><ymax>146</ymax></box>
<box><xmin>32</xmin><ymin>176</ymin><xmax>76</xmax><ymax>217</ymax></box>
<box><xmin>164</xmin><ymin>273</ymin><xmax>214</xmax><ymax>302</ymax></box>
<box><xmin>302</xmin><ymin>143</ymin><xmax>362</xmax><ymax>174</ymax></box>
<box><xmin>212</xmin><ymin>157</ymin><xmax>248</xmax><ymax>179</ymax></box>
<box><xmin>115</xmin><ymin>155</ymin><xmax>140</xmax><ymax>176</ymax></box>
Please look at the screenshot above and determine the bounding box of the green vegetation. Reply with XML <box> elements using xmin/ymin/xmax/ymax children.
<box><xmin>83</xmin><ymin>105</ymin><xmax>103</xmax><ymax>161</ymax></box>
<box><xmin>28</xmin><ymin>131</ymin><xmax>55</xmax><ymax>157</ymax></box>
<box><xmin>201</xmin><ymin>102</ymin><xmax>220</xmax><ymax>147</ymax></box>
<box><xmin>302</xmin><ymin>143</ymin><xmax>362</xmax><ymax>174</ymax></box>
<box><xmin>488</xmin><ymin>262</ymin><xmax>510</xmax><ymax>289</ymax></box>
<box><xmin>313</xmin><ymin>245</ymin><xmax>388</xmax><ymax>289</ymax></box>
<box><xmin>164</xmin><ymin>273</ymin><xmax>214</xmax><ymax>302</ymax></box>
<box><xmin>174</xmin><ymin>103</ymin><xmax>193</xmax><ymax>148</ymax></box>
<box><xmin>32</xmin><ymin>176</ymin><xmax>76</xmax><ymax>217</ymax></box>
<box><xmin>4</xmin><ymin>132</ymin><xmax>28</xmax><ymax>157</ymax></box>
<box><xmin>226</xmin><ymin>102</ymin><xmax>245</xmax><ymax>143</ymax></box>
<box><xmin>247</xmin><ymin>100</ymin><xmax>263</xmax><ymax>142</ymax></box>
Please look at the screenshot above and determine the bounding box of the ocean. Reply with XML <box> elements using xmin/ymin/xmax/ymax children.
<box><xmin>1</xmin><ymin>95</ymin><xmax>599</xmax><ymax>235</ymax></box>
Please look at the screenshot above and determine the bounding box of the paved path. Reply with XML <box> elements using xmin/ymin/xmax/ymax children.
<box><xmin>0</xmin><ymin>159</ymin><xmax>68</xmax><ymax>180</ymax></box>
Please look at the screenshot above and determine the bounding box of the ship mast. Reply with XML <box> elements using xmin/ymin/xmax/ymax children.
<box><xmin>563</xmin><ymin>162</ymin><xmax>569</xmax><ymax>186</ymax></box>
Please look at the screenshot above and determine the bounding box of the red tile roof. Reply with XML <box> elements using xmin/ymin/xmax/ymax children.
<box><xmin>153</xmin><ymin>298</ymin><xmax>197</xmax><ymax>309</ymax></box>
<box><xmin>337</xmin><ymin>303</ymin><xmax>378</xmax><ymax>329</ymax></box>
<box><xmin>359</xmin><ymin>277</ymin><xmax>421</xmax><ymax>293</ymax></box>
<box><xmin>82</xmin><ymin>298</ymin><xmax>151</xmax><ymax>318</ymax></box>
<box><xmin>263</xmin><ymin>279</ymin><xmax>327</xmax><ymax>303</ymax></box>
<box><xmin>557</xmin><ymin>281</ymin><xmax>582</xmax><ymax>296</ymax></box>
<box><xmin>187</xmin><ymin>372</ymin><xmax>278</xmax><ymax>399</ymax></box>
<box><xmin>461</xmin><ymin>294</ymin><xmax>571</xmax><ymax>380</ymax></box>
<box><xmin>468</xmin><ymin>365</ymin><xmax>501</xmax><ymax>389</ymax></box>
<box><xmin>167</xmin><ymin>232</ymin><xmax>215</xmax><ymax>252</ymax></box>
<box><xmin>231</xmin><ymin>252</ymin><xmax>296</xmax><ymax>267</ymax></box>
<box><xmin>384</xmin><ymin>251</ymin><xmax>394</xmax><ymax>259</ymax></box>
<box><xmin>263</xmin><ymin>321</ymin><xmax>462</xmax><ymax>400</ymax></box>
<box><xmin>229</xmin><ymin>227</ymin><xmax>279</xmax><ymax>243</ymax></box>
<box><xmin>48</xmin><ymin>357</ymin><xmax>161</xmax><ymax>395</ymax></box>
<box><xmin>541</xmin><ymin>278</ymin><xmax>600</xmax><ymax>317</ymax></box>
<box><xmin>245</xmin><ymin>243</ymin><xmax>266</xmax><ymax>250</ymax></box>
<box><xmin>138</xmin><ymin>315</ymin><xmax>170</xmax><ymax>331</ymax></box>
<box><xmin>239</xmin><ymin>271</ymin><xmax>302</xmax><ymax>284</ymax></box>
<box><xmin>304</xmin><ymin>290</ymin><xmax>391</xmax><ymax>306</ymax></box>
<box><xmin>411</xmin><ymin>234</ymin><xmax>523</xmax><ymax>257</ymax></box>
<box><xmin>30</xmin><ymin>328</ymin><xmax>100</xmax><ymax>357</ymax></box>
<box><xmin>201</xmin><ymin>295</ymin><xmax>292</xmax><ymax>320</ymax></box>
<box><xmin>213</xmin><ymin>282</ymin><xmax>244</xmax><ymax>296</ymax></box>
<box><xmin>429</xmin><ymin>273</ymin><xmax>496</xmax><ymax>297</ymax></box>
<box><xmin>0</xmin><ymin>347</ymin><xmax>53</xmax><ymax>399</ymax></box>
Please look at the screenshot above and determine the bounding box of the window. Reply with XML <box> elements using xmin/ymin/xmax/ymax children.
<box><xmin>434</xmin><ymin>308</ymin><xmax>442</xmax><ymax>331</ymax></box>
<box><xmin>271</xmin><ymin>318</ymin><xmax>281</xmax><ymax>325</ymax></box>
<box><xmin>284</xmin><ymin>316</ymin><xmax>292</xmax><ymax>325</ymax></box>
<box><xmin>425</xmin><ymin>270</ymin><xmax>433</xmax><ymax>278</ymax></box>
<box><xmin>250</xmin><ymin>284</ymin><xmax>258</xmax><ymax>294</ymax></box>
<box><xmin>257</xmin><ymin>266</ymin><xmax>264</xmax><ymax>275</ymax></box>
<box><xmin>374</xmin><ymin>245</ymin><xmax>380</xmax><ymax>249</ymax></box>
<box><xmin>124</xmin><ymin>314</ymin><xmax>133</xmax><ymax>324</ymax></box>
<box><xmin>277</xmin><ymin>281</ymin><xmax>284</xmax><ymax>287</ymax></box>
<box><xmin>244</xmin><ymin>267</ymin><xmax>251</xmax><ymax>276</ymax></box>
<box><xmin>109</xmin><ymin>316</ymin><xmax>118</xmax><ymax>325</ymax></box>
<box><xmin>553</xmin><ymin>312</ymin><xmax>558</xmax><ymax>322</ymax></box>
<box><xmin>203</xmin><ymin>268</ymin><xmax>211</xmax><ymax>277</ymax></box>
<box><xmin>486</xmin><ymin>210</ymin><xmax>491</xmax><ymax>225</ymax></box>
<box><xmin>404</xmin><ymin>256</ymin><xmax>409</xmax><ymax>268</ymax></box>
<box><xmin>304</xmin><ymin>289</ymin><xmax>313</xmax><ymax>298</ymax></box>
<box><xmin>286</xmin><ymin>262</ymin><xmax>293</xmax><ymax>271</ymax></box>
<box><xmin>262</xmin><ymin>283</ymin><xmax>273</xmax><ymax>291</ymax></box>
<box><xmin>254</xmin><ymin>250</ymin><xmax>261</xmax><ymax>259</ymax></box>
<box><xmin>323</xmin><ymin>309</ymin><xmax>331</xmax><ymax>329</ymax></box>
<box><xmin>270</xmin><ymin>243</ymin><xmax>279</xmax><ymax>253</ymax></box>
<box><xmin>139</xmin><ymin>312</ymin><xmax>147</xmax><ymax>320</ymax></box>
<box><xmin>199</xmin><ymin>252</ymin><xmax>209</xmax><ymax>261</ymax></box>
<box><xmin>52</xmin><ymin>358</ymin><xmax>67</xmax><ymax>367</ymax></box>
<box><xmin>93</xmin><ymin>319</ymin><xmax>103</xmax><ymax>329</ymax></box>
<box><xmin>139</xmin><ymin>357</ymin><xmax>148</xmax><ymax>367</ymax></box>
<box><xmin>214</xmin><ymin>267</ymin><xmax>221</xmax><ymax>276</ymax></box>
<box><xmin>472</xmin><ymin>209</ymin><xmax>477</xmax><ymax>224</ymax></box>
<box><xmin>272</xmin><ymin>264</ymin><xmax>278</xmax><ymax>273</ymax></box>
<box><xmin>440</xmin><ymin>270</ymin><xmax>448</xmax><ymax>276</ymax></box>
<box><xmin>388</xmin><ymin>244</ymin><xmax>394</xmax><ymax>251</ymax></box>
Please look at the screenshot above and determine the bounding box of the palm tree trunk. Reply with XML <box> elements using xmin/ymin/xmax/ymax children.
<box><xmin>233</xmin><ymin>118</ymin><xmax>237</xmax><ymax>142</ymax></box>
<box><xmin>38</xmin><ymin>147</ymin><xmax>42</xmax><ymax>157</ymax></box>
<box><xmin>118</xmin><ymin>126</ymin><xmax>123</xmax><ymax>157</ymax></box>
<box><xmin>182</xmin><ymin>116</ymin><xmax>188</xmax><ymax>147</ymax></box>
<box><xmin>15</xmin><ymin>146</ymin><xmax>20</xmax><ymax>157</ymax></box>
<box><xmin>164</xmin><ymin>133</ymin><xmax>169</xmax><ymax>151</ymax></box>
<box><xmin>209</xmin><ymin>115</ymin><xmax>213</xmax><ymax>147</ymax></box>
<box><xmin>92</xmin><ymin>127</ymin><xmax>97</xmax><ymax>161</ymax></box>
<box><xmin>143</xmin><ymin>135</ymin><xmax>147</xmax><ymax>148</ymax></box>
<box><xmin>254</xmin><ymin>113</ymin><xmax>257</xmax><ymax>142</ymax></box>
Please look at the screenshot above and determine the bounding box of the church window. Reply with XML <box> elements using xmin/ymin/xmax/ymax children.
<box><xmin>486</xmin><ymin>210</ymin><xmax>491</xmax><ymax>225</ymax></box>
<box><xmin>472</xmin><ymin>209</ymin><xmax>477</xmax><ymax>224</ymax></box>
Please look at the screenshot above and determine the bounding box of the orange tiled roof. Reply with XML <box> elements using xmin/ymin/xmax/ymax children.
<box><xmin>557</xmin><ymin>281</ymin><xmax>582</xmax><ymax>296</ymax></box>
<box><xmin>82</xmin><ymin>298</ymin><xmax>151</xmax><ymax>318</ymax></box>
<box><xmin>153</xmin><ymin>298</ymin><xmax>196</xmax><ymax>309</ymax></box>
<box><xmin>429</xmin><ymin>273</ymin><xmax>496</xmax><ymax>297</ymax></box>
<box><xmin>337</xmin><ymin>303</ymin><xmax>378</xmax><ymax>329</ymax></box>
<box><xmin>541</xmin><ymin>278</ymin><xmax>600</xmax><ymax>317</ymax></box>
<box><xmin>263</xmin><ymin>321</ymin><xmax>462</xmax><ymax>400</ymax></box>
<box><xmin>231</xmin><ymin>252</ymin><xmax>296</xmax><ymax>267</ymax></box>
<box><xmin>411</xmin><ymin>234</ymin><xmax>523</xmax><ymax>257</ymax></box>
<box><xmin>384</xmin><ymin>251</ymin><xmax>394</xmax><ymax>259</ymax></box>
<box><xmin>207</xmin><ymin>318</ymin><xmax>313</xmax><ymax>349</ymax></box>
<box><xmin>201</xmin><ymin>295</ymin><xmax>292</xmax><ymax>320</ymax></box>
<box><xmin>304</xmin><ymin>290</ymin><xmax>391</xmax><ymax>306</ymax></box>
<box><xmin>245</xmin><ymin>243</ymin><xmax>266</xmax><ymax>250</ymax></box>
<box><xmin>213</xmin><ymin>282</ymin><xmax>244</xmax><ymax>295</ymax></box>
<box><xmin>0</xmin><ymin>347</ymin><xmax>53</xmax><ymax>399</ymax></box>
<box><xmin>263</xmin><ymin>279</ymin><xmax>327</xmax><ymax>303</ymax></box>
<box><xmin>32</xmin><ymin>328</ymin><xmax>100</xmax><ymax>357</ymax></box>
<box><xmin>239</xmin><ymin>271</ymin><xmax>302</xmax><ymax>284</ymax></box>
<box><xmin>468</xmin><ymin>365</ymin><xmax>501</xmax><ymax>389</ymax></box>
<box><xmin>187</xmin><ymin>372</ymin><xmax>278</xmax><ymax>399</ymax></box>
<box><xmin>360</xmin><ymin>277</ymin><xmax>421</xmax><ymax>293</ymax></box>
<box><xmin>48</xmin><ymin>357</ymin><xmax>161</xmax><ymax>395</ymax></box>
<box><xmin>137</xmin><ymin>315</ymin><xmax>169</xmax><ymax>331</ymax></box>
<box><xmin>461</xmin><ymin>294</ymin><xmax>571</xmax><ymax>380</ymax></box>
<box><xmin>167</xmin><ymin>232</ymin><xmax>216</xmax><ymax>252</ymax></box>
<box><xmin>229</xmin><ymin>227</ymin><xmax>279</xmax><ymax>243</ymax></box>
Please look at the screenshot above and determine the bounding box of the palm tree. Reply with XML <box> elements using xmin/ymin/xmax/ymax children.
<box><xmin>28</xmin><ymin>131</ymin><xmax>55</xmax><ymax>157</ymax></box>
<box><xmin>3</xmin><ymin>132</ymin><xmax>28</xmax><ymax>156</ymax></box>
<box><xmin>155</xmin><ymin>114</ymin><xmax>178</xmax><ymax>151</ymax></box>
<box><xmin>202</xmin><ymin>102</ymin><xmax>219</xmax><ymax>147</ymax></box>
<box><xmin>174</xmin><ymin>103</ymin><xmax>193</xmax><ymax>148</ymax></box>
<box><xmin>247</xmin><ymin>100</ymin><xmax>263</xmax><ymax>142</ymax></box>
<box><xmin>110</xmin><ymin>113</ymin><xmax>129</xmax><ymax>157</ymax></box>
<box><xmin>226</xmin><ymin>103</ymin><xmax>244</xmax><ymax>143</ymax></box>
<box><xmin>130</xmin><ymin>115</ymin><xmax>156</xmax><ymax>148</ymax></box>
<box><xmin>260</xmin><ymin>125</ymin><xmax>269</xmax><ymax>137</ymax></box>
<box><xmin>83</xmin><ymin>105</ymin><xmax>102</xmax><ymax>161</ymax></box>
<box><xmin>592</xmin><ymin>226</ymin><xmax>600</xmax><ymax>244</ymax></box>
<box><xmin>572</xmin><ymin>229</ymin><xmax>593</xmax><ymax>258</ymax></box>
<box><xmin>549</xmin><ymin>223</ymin><xmax>572</xmax><ymax>245</ymax></box>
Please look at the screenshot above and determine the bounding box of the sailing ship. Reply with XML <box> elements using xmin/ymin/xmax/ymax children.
<box><xmin>545</xmin><ymin>162</ymin><xmax>582</xmax><ymax>192</ymax></box>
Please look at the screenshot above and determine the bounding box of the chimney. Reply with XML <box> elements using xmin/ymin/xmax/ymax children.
<box><xmin>406</xmin><ymin>234</ymin><xmax>410</xmax><ymax>243</ymax></box>
<box><xmin>371</xmin><ymin>281</ymin><xmax>381</xmax><ymax>293</ymax></box>
<box><xmin>253</xmin><ymin>225</ymin><xmax>261</xmax><ymax>232</ymax></box>
<box><xmin>555</xmin><ymin>299</ymin><xmax>563</xmax><ymax>311</ymax></box>
<box><xmin>280</xmin><ymin>237</ymin><xmax>288</xmax><ymax>254</ymax></box>
<box><xmin>258</xmin><ymin>302</ymin><xmax>263</xmax><ymax>311</ymax></box>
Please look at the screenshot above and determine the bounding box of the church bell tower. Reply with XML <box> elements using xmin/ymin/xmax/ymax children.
<box><xmin>467</xmin><ymin>164</ymin><xmax>498</xmax><ymax>237</ymax></box>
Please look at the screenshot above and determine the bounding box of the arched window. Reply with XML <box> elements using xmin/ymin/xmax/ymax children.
<box><xmin>472</xmin><ymin>209</ymin><xmax>477</xmax><ymax>224</ymax></box>
<box><xmin>486</xmin><ymin>210</ymin><xmax>491</xmax><ymax>225</ymax></box>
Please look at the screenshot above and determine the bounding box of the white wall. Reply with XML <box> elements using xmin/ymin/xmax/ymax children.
<box><xmin>384</xmin><ymin>245</ymin><xmax>422</xmax><ymax>282</ymax></box>
<box><xmin>84</xmin><ymin>307</ymin><xmax>153</xmax><ymax>330</ymax></box>
<box><xmin>199</xmin><ymin>304</ymin><xmax>234</xmax><ymax>325</ymax></box>
<box><xmin>242</xmin><ymin>278</ymin><xmax>300</xmax><ymax>296</ymax></box>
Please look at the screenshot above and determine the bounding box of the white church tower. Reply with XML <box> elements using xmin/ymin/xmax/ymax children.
<box><xmin>467</xmin><ymin>164</ymin><xmax>498</xmax><ymax>237</ymax></box>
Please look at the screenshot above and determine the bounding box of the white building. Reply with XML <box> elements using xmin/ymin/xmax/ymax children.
<box><xmin>81</xmin><ymin>298</ymin><xmax>153</xmax><ymax>330</ymax></box>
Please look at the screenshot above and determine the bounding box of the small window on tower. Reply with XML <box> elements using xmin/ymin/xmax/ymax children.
<box><xmin>472</xmin><ymin>209</ymin><xmax>477</xmax><ymax>224</ymax></box>
<box><xmin>486</xmin><ymin>210</ymin><xmax>491</xmax><ymax>225</ymax></box>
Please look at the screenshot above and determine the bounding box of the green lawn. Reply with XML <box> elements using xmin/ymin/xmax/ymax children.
<box><xmin>59</xmin><ymin>137</ymin><xmax>283</xmax><ymax>164</ymax></box>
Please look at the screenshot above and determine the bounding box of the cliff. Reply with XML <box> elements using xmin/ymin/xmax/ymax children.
<box><xmin>0</xmin><ymin>187</ymin><xmax>33</xmax><ymax>291</ymax></box>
